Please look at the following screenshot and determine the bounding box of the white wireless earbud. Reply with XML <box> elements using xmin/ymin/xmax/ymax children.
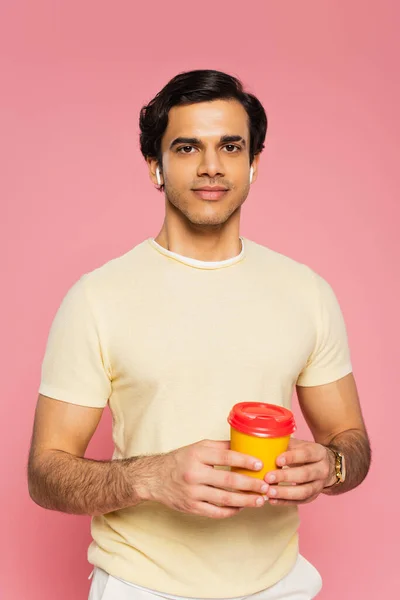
<box><xmin>156</xmin><ymin>167</ymin><xmax>162</xmax><ymax>186</ymax></box>
<box><xmin>249</xmin><ymin>167</ymin><xmax>254</xmax><ymax>183</ymax></box>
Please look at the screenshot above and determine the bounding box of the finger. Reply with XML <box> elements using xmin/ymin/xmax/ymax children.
<box><xmin>276</xmin><ymin>443</ymin><xmax>325</xmax><ymax>468</ymax></box>
<box><xmin>206</xmin><ymin>467</ymin><xmax>269</xmax><ymax>494</ymax></box>
<box><xmin>287</xmin><ymin>438</ymin><xmax>303</xmax><ymax>448</ymax></box>
<box><xmin>266</xmin><ymin>482</ymin><xmax>321</xmax><ymax>502</ymax></box>
<box><xmin>265</xmin><ymin>465</ymin><xmax>323</xmax><ymax>485</ymax></box>
<box><xmin>269</xmin><ymin>491</ymin><xmax>320</xmax><ymax>506</ymax></box>
<box><xmin>192</xmin><ymin>500</ymin><xmax>243</xmax><ymax>519</ymax></box>
<box><xmin>201</xmin><ymin>485</ymin><xmax>266</xmax><ymax>509</ymax></box>
<box><xmin>201</xmin><ymin>446</ymin><xmax>263</xmax><ymax>472</ymax></box>
<box><xmin>269</xmin><ymin>493</ymin><xmax>319</xmax><ymax>507</ymax></box>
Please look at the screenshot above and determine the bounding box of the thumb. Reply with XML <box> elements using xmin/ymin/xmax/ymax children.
<box><xmin>202</xmin><ymin>439</ymin><xmax>231</xmax><ymax>449</ymax></box>
<box><xmin>287</xmin><ymin>437</ymin><xmax>305</xmax><ymax>449</ymax></box>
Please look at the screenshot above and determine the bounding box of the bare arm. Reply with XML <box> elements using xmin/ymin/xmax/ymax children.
<box><xmin>262</xmin><ymin>373</ymin><xmax>371</xmax><ymax>505</ymax></box>
<box><xmin>27</xmin><ymin>394</ymin><xmax>147</xmax><ymax>516</ymax></box>
<box><xmin>28</xmin><ymin>395</ymin><xmax>269</xmax><ymax>518</ymax></box>
<box><xmin>296</xmin><ymin>373</ymin><xmax>371</xmax><ymax>495</ymax></box>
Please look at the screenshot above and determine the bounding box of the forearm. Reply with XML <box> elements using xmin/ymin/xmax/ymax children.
<box><xmin>322</xmin><ymin>428</ymin><xmax>371</xmax><ymax>496</ymax></box>
<box><xmin>28</xmin><ymin>450</ymin><xmax>159</xmax><ymax>516</ymax></box>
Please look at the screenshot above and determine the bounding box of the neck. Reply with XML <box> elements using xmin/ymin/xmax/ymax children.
<box><xmin>154</xmin><ymin>204</ymin><xmax>242</xmax><ymax>262</ymax></box>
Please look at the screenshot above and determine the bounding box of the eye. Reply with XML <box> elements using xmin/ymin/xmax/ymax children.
<box><xmin>177</xmin><ymin>146</ymin><xmax>196</xmax><ymax>154</ymax></box>
<box><xmin>224</xmin><ymin>145</ymin><xmax>241</xmax><ymax>153</ymax></box>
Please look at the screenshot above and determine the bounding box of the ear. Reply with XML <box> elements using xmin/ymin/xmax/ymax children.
<box><xmin>250</xmin><ymin>154</ymin><xmax>261</xmax><ymax>184</ymax></box>
<box><xmin>147</xmin><ymin>157</ymin><xmax>163</xmax><ymax>187</ymax></box>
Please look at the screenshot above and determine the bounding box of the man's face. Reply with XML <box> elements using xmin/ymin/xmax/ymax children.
<box><xmin>156</xmin><ymin>100</ymin><xmax>258</xmax><ymax>227</ymax></box>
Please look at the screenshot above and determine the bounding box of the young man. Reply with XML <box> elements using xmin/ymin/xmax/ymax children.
<box><xmin>28</xmin><ymin>70</ymin><xmax>371</xmax><ymax>600</ymax></box>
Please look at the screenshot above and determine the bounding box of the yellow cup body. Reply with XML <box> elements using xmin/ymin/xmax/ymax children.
<box><xmin>230</xmin><ymin>427</ymin><xmax>290</xmax><ymax>480</ymax></box>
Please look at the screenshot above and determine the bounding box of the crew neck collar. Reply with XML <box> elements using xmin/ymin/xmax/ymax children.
<box><xmin>147</xmin><ymin>237</ymin><xmax>246</xmax><ymax>270</ymax></box>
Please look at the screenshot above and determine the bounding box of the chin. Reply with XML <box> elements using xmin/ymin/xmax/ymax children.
<box><xmin>184</xmin><ymin>210</ymin><xmax>235</xmax><ymax>227</ymax></box>
<box><xmin>166</xmin><ymin>189</ymin><xmax>246</xmax><ymax>227</ymax></box>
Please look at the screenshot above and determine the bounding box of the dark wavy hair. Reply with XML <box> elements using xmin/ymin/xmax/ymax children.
<box><xmin>139</xmin><ymin>69</ymin><xmax>267</xmax><ymax>188</ymax></box>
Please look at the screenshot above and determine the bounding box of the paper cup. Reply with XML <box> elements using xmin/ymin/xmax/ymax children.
<box><xmin>228</xmin><ymin>402</ymin><xmax>296</xmax><ymax>480</ymax></box>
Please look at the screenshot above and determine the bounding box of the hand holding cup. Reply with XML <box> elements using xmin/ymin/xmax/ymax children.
<box><xmin>141</xmin><ymin>439</ymin><xmax>269</xmax><ymax>519</ymax></box>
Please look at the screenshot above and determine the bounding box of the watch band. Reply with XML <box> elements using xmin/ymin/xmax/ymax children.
<box><xmin>324</xmin><ymin>447</ymin><xmax>345</xmax><ymax>488</ymax></box>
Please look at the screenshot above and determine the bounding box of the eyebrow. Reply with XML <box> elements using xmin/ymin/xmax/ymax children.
<box><xmin>169</xmin><ymin>135</ymin><xmax>247</xmax><ymax>149</ymax></box>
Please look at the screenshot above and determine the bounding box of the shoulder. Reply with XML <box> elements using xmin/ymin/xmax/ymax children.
<box><xmin>59</xmin><ymin>240</ymin><xmax>153</xmax><ymax>310</ymax></box>
<box><xmin>244</xmin><ymin>238</ymin><xmax>321</xmax><ymax>287</ymax></box>
<box><xmin>243</xmin><ymin>238</ymin><xmax>340</xmax><ymax>313</ymax></box>
<box><xmin>79</xmin><ymin>239</ymin><xmax>151</xmax><ymax>287</ymax></box>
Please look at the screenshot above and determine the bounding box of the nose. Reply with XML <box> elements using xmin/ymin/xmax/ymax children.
<box><xmin>197</xmin><ymin>148</ymin><xmax>225</xmax><ymax>179</ymax></box>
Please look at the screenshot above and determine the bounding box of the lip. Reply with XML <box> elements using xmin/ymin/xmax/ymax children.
<box><xmin>193</xmin><ymin>186</ymin><xmax>228</xmax><ymax>191</ymax></box>
<box><xmin>192</xmin><ymin>187</ymin><xmax>229</xmax><ymax>201</ymax></box>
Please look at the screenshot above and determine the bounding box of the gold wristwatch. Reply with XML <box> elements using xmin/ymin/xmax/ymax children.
<box><xmin>325</xmin><ymin>448</ymin><xmax>346</xmax><ymax>488</ymax></box>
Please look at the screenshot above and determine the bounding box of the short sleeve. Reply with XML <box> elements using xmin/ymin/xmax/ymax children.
<box><xmin>39</xmin><ymin>275</ymin><xmax>112</xmax><ymax>407</ymax></box>
<box><xmin>296</xmin><ymin>271</ymin><xmax>353</xmax><ymax>387</ymax></box>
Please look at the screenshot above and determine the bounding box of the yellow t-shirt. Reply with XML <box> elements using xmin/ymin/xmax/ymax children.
<box><xmin>39</xmin><ymin>237</ymin><xmax>352</xmax><ymax>598</ymax></box>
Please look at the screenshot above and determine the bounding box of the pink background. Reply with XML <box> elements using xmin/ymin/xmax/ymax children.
<box><xmin>1</xmin><ymin>1</ymin><xmax>399</xmax><ymax>598</ymax></box>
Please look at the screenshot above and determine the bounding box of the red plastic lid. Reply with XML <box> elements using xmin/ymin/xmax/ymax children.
<box><xmin>228</xmin><ymin>402</ymin><xmax>296</xmax><ymax>438</ymax></box>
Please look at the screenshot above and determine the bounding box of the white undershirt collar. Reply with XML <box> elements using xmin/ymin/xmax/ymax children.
<box><xmin>148</xmin><ymin>237</ymin><xmax>245</xmax><ymax>270</ymax></box>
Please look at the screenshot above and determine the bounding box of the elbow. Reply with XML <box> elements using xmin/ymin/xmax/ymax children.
<box><xmin>27</xmin><ymin>471</ymin><xmax>43</xmax><ymax>508</ymax></box>
<box><xmin>27</xmin><ymin>456</ymin><xmax>46</xmax><ymax>509</ymax></box>
<box><xmin>28</xmin><ymin>482</ymin><xmax>42</xmax><ymax>509</ymax></box>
